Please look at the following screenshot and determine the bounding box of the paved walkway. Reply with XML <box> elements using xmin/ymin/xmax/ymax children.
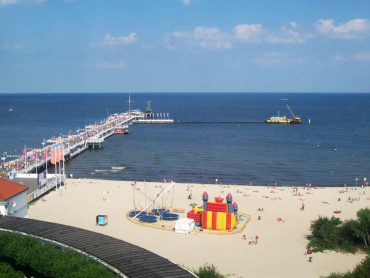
<box><xmin>0</xmin><ymin>216</ymin><xmax>195</xmax><ymax>278</ymax></box>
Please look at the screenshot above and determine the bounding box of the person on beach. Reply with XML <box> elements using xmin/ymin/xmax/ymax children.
<box><xmin>301</xmin><ymin>202</ymin><xmax>305</xmax><ymax>211</ymax></box>
<box><xmin>255</xmin><ymin>235</ymin><xmax>259</xmax><ymax>244</ymax></box>
<box><xmin>248</xmin><ymin>237</ymin><xmax>253</xmax><ymax>245</ymax></box>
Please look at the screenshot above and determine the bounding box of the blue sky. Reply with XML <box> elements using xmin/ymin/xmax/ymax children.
<box><xmin>1</xmin><ymin>0</ymin><xmax>370</xmax><ymax>93</ymax></box>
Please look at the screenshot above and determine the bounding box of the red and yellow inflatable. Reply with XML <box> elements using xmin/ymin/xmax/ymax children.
<box><xmin>187</xmin><ymin>192</ymin><xmax>239</xmax><ymax>231</ymax></box>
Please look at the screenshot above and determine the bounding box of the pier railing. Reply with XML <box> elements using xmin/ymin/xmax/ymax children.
<box><xmin>2</xmin><ymin>109</ymin><xmax>173</xmax><ymax>203</ymax></box>
<box><xmin>4</xmin><ymin>113</ymin><xmax>138</xmax><ymax>176</ymax></box>
<box><xmin>26</xmin><ymin>174</ymin><xmax>65</xmax><ymax>203</ymax></box>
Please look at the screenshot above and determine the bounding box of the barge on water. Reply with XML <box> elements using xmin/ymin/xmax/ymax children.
<box><xmin>265</xmin><ymin>104</ymin><xmax>301</xmax><ymax>124</ymax></box>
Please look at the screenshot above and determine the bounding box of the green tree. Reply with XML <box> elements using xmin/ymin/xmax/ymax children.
<box><xmin>340</xmin><ymin>220</ymin><xmax>362</xmax><ymax>252</ymax></box>
<box><xmin>194</xmin><ymin>264</ymin><xmax>226</xmax><ymax>278</ymax></box>
<box><xmin>0</xmin><ymin>262</ymin><xmax>24</xmax><ymax>278</ymax></box>
<box><xmin>356</xmin><ymin>208</ymin><xmax>370</xmax><ymax>248</ymax></box>
<box><xmin>309</xmin><ymin>216</ymin><xmax>342</xmax><ymax>251</ymax></box>
<box><xmin>308</xmin><ymin>208</ymin><xmax>370</xmax><ymax>277</ymax></box>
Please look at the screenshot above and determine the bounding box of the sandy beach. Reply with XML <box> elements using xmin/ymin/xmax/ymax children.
<box><xmin>28</xmin><ymin>179</ymin><xmax>369</xmax><ymax>278</ymax></box>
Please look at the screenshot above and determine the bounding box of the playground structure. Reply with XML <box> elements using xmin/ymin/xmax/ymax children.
<box><xmin>187</xmin><ymin>192</ymin><xmax>239</xmax><ymax>231</ymax></box>
<box><xmin>126</xmin><ymin>181</ymin><xmax>248</xmax><ymax>233</ymax></box>
<box><xmin>128</xmin><ymin>181</ymin><xmax>180</xmax><ymax>224</ymax></box>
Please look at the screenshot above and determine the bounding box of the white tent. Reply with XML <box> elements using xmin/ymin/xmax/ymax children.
<box><xmin>175</xmin><ymin>218</ymin><xmax>195</xmax><ymax>234</ymax></box>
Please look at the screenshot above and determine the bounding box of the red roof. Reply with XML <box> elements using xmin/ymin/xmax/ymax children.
<box><xmin>0</xmin><ymin>178</ymin><xmax>29</xmax><ymax>201</ymax></box>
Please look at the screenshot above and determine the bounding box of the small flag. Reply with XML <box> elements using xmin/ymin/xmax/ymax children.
<box><xmin>22</xmin><ymin>148</ymin><xmax>26</xmax><ymax>161</ymax></box>
<box><xmin>50</xmin><ymin>145</ymin><xmax>57</xmax><ymax>165</ymax></box>
<box><xmin>58</xmin><ymin>144</ymin><xmax>64</xmax><ymax>161</ymax></box>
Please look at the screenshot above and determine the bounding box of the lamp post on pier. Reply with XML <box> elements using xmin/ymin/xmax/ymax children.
<box><xmin>35</xmin><ymin>149</ymin><xmax>38</xmax><ymax>177</ymax></box>
<box><xmin>23</xmin><ymin>145</ymin><xmax>27</xmax><ymax>170</ymax></box>
<box><xmin>42</xmin><ymin>139</ymin><xmax>48</xmax><ymax>175</ymax></box>
<box><xmin>1</xmin><ymin>152</ymin><xmax>7</xmax><ymax>169</ymax></box>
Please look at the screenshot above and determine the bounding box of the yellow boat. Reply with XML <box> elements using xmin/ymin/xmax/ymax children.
<box><xmin>265</xmin><ymin>105</ymin><xmax>301</xmax><ymax>124</ymax></box>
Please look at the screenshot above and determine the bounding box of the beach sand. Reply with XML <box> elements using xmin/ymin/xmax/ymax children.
<box><xmin>28</xmin><ymin>179</ymin><xmax>369</xmax><ymax>278</ymax></box>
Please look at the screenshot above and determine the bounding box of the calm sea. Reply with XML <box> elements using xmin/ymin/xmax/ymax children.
<box><xmin>0</xmin><ymin>93</ymin><xmax>369</xmax><ymax>186</ymax></box>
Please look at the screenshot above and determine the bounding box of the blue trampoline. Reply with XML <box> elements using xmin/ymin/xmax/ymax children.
<box><xmin>138</xmin><ymin>215</ymin><xmax>158</xmax><ymax>223</ymax></box>
<box><xmin>151</xmin><ymin>208</ymin><xmax>169</xmax><ymax>215</ymax></box>
<box><xmin>129</xmin><ymin>210</ymin><xmax>148</xmax><ymax>218</ymax></box>
<box><xmin>161</xmin><ymin>213</ymin><xmax>179</xmax><ymax>221</ymax></box>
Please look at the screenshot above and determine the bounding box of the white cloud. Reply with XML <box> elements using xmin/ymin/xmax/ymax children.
<box><xmin>193</xmin><ymin>27</ymin><xmax>231</xmax><ymax>48</ymax></box>
<box><xmin>267</xmin><ymin>22</ymin><xmax>310</xmax><ymax>44</ymax></box>
<box><xmin>316</xmin><ymin>18</ymin><xmax>370</xmax><ymax>39</ymax></box>
<box><xmin>95</xmin><ymin>60</ymin><xmax>125</xmax><ymax>69</ymax></box>
<box><xmin>181</xmin><ymin>0</ymin><xmax>191</xmax><ymax>5</ymax></box>
<box><xmin>0</xmin><ymin>0</ymin><xmax>17</xmax><ymax>5</ymax></box>
<box><xmin>255</xmin><ymin>52</ymin><xmax>288</xmax><ymax>66</ymax></box>
<box><xmin>353</xmin><ymin>52</ymin><xmax>370</xmax><ymax>61</ymax></box>
<box><xmin>13</xmin><ymin>63</ymin><xmax>29</xmax><ymax>70</ymax></box>
<box><xmin>166</xmin><ymin>26</ymin><xmax>232</xmax><ymax>49</ymax></box>
<box><xmin>255</xmin><ymin>52</ymin><xmax>303</xmax><ymax>66</ymax></box>
<box><xmin>14</xmin><ymin>43</ymin><xmax>23</xmax><ymax>49</ymax></box>
<box><xmin>0</xmin><ymin>0</ymin><xmax>46</xmax><ymax>5</ymax></box>
<box><xmin>100</xmin><ymin>33</ymin><xmax>137</xmax><ymax>47</ymax></box>
<box><xmin>233</xmin><ymin>24</ymin><xmax>264</xmax><ymax>42</ymax></box>
<box><xmin>166</xmin><ymin>22</ymin><xmax>313</xmax><ymax>50</ymax></box>
<box><xmin>332</xmin><ymin>52</ymin><xmax>370</xmax><ymax>62</ymax></box>
<box><xmin>166</xmin><ymin>18</ymin><xmax>368</xmax><ymax>50</ymax></box>
<box><xmin>1</xmin><ymin>42</ymin><xmax>24</xmax><ymax>51</ymax></box>
<box><xmin>333</xmin><ymin>54</ymin><xmax>348</xmax><ymax>62</ymax></box>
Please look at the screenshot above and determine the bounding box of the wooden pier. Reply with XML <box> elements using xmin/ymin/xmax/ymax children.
<box><xmin>12</xmin><ymin>112</ymin><xmax>138</xmax><ymax>174</ymax></box>
<box><xmin>136</xmin><ymin>119</ymin><xmax>174</xmax><ymax>124</ymax></box>
<box><xmin>1</xmin><ymin>106</ymin><xmax>174</xmax><ymax>203</ymax></box>
<box><xmin>2</xmin><ymin>111</ymin><xmax>141</xmax><ymax>202</ymax></box>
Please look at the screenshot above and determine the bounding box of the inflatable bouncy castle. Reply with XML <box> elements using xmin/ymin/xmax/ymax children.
<box><xmin>187</xmin><ymin>192</ymin><xmax>239</xmax><ymax>231</ymax></box>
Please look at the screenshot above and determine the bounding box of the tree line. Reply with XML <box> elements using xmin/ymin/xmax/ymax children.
<box><xmin>308</xmin><ymin>208</ymin><xmax>370</xmax><ymax>278</ymax></box>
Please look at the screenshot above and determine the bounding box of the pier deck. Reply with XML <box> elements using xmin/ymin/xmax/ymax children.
<box><xmin>136</xmin><ymin>119</ymin><xmax>174</xmax><ymax>124</ymax></box>
<box><xmin>1</xmin><ymin>108</ymin><xmax>174</xmax><ymax>203</ymax></box>
<box><xmin>6</xmin><ymin>112</ymin><xmax>137</xmax><ymax>175</ymax></box>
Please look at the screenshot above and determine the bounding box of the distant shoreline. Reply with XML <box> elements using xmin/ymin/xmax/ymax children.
<box><xmin>63</xmin><ymin>176</ymin><xmax>364</xmax><ymax>188</ymax></box>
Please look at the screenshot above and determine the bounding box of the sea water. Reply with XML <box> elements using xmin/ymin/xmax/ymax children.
<box><xmin>0</xmin><ymin>92</ymin><xmax>369</xmax><ymax>186</ymax></box>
